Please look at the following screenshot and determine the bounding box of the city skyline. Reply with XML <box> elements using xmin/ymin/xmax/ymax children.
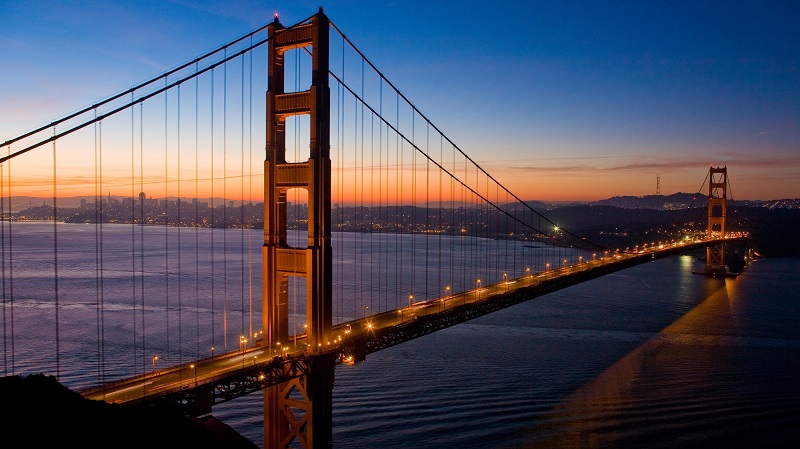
<box><xmin>3</xmin><ymin>1</ymin><xmax>799</xmax><ymax>201</ymax></box>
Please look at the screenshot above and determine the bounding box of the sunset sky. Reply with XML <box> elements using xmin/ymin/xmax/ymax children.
<box><xmin>2</xmin><ymin>1</ymin><xmax>799</xmax><ymax>201</ymax></box>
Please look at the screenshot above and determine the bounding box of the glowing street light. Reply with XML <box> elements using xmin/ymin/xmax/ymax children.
<box><xmin>526</xmin><ymin>267</ymin><xmax>531</xmax><ymax>278</ymax></box>
<box><xmin>503</xmin><ymin>273</ymin><xmax>508</xmax><ymax>291</ymax></box>
<box><xmin>408</xmin><ymin>294</ymin><xmax>414</xmax><ymax>307</ymax></box>
<box><xmin>190</xmin><ymin>363</ymin><xmax>197</xmax><ymax>385</ymax></box>
<box><xmin>152</xmin><ymin>355</ymin><xmax>159</xmax><ymax>371</ymax></box>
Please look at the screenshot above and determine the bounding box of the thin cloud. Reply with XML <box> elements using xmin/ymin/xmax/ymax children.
<box><xmin>506</xmin><ymin>153</ymin><xmax>800</xmax><ymax>174</ymax></box>
<box><xmin>743</xmin><ymin>130</ymin><xmax>774</xmax><ymax>139</ymax></box>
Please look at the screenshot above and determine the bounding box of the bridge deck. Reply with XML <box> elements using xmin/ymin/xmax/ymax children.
<box><xmin>80</xmin><ymin>236</ymin><xmax>745</xmax><ymax>415</ymax></box>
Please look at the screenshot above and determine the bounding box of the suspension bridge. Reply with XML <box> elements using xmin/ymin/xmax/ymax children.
<box><xmin>1</xmin><ymin>9</ymin><xmax>745</xmax><ymax>449</ymax></box>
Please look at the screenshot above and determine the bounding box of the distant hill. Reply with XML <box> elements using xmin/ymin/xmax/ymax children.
<box><xmin>590</xmin><ymin>193</ymin><xmax>774</xmax><ymax>210</ymax></box>
<box><xmin>592</xmin><ymin>193</ymin><xmax>707</xmax><ymax>210</ymax></box>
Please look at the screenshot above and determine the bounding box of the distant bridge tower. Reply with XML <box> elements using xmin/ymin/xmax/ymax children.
<box><xmin>705</xmin><ymin>166</ymin><xmax>727</xmax><ymax>275</ymax></box>
<box><xmin>263</xmin><ymin>9</ymin><xmax>333</xmax><ymax>449</ymax></box>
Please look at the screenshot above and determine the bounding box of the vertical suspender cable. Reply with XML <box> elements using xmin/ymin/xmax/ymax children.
<box><xmin>99</xmin><ymin>120</ymin><xmax>105</xmax><ymax>385</ymax></box>
<box><xmin>355</xmin><ymin>91</ymin><xmax>360</xmax><ymax>316</ymax></box>
<box><xmin>223</xmin><ymin>51</ymin><xmax>229</xmax><ymax>351</ymax></box>
<box><xmin>394</xmin><ymin>93</ymin><xmax>400</xmax><ymax>311</ymax></box>
<box><xmin>4</xmin><ymin>147</ymin><xmax>15</xmax><ymax>375</ymax></box>
<box><xmin>410</xmin><ymin>112</ymin><xmax>415</xmax><ymax>303</ymax></box>
<box><xmin>438</xmin><ymin>134</ymin><xmax>442</xmax><ymax>295</ymax></box>
<box><xmin>377</xmin><ymin>79</ymin><xmax>383</xmax><ymax>310</ymax></box>
<box><xmin>195</xmin><ymin>66</ymin><xmax>201</xmax><ymax>360</ymax></box>
<box><xmin>139</xmin><ymin>103</ymin><xmax>146</xmax><ymax>374</ymax></box>
<box><xmin>447</xmin><ymin>140</ymin><xmax>452</xmax><ymax>292</ymax></box>
<box><xmin>424</xmin><ymin>124</ymin><xmax>429</xmax><ymax>303</ymax></box>
<box><xmin>52</xmin><ymin>127</ymin><xmax>60</xmax><ymax>379</ymax></box>
<box><xmin>335</xmin><ymin>68</ymin><xmax>342</xmax><ymax>321</ymax></box>
<box><xmin>0</xmin><ymin>148</ymin><xmax>12</xmax><ymax>376</ymax></box>
<box><xmin>340</xmin><ymin>37</ymin><xmax>348</xmax><ymax>321</ymax></box>
<box><xmin>130</xmin><ymin>94</ymin><xmax>137</xmax><ymax>373</ymax></box>
<box><xmin>210</xmin><ymin>68</ymin><xmax>216</xmax><ymax>352</ymax></box>
<box><xmin>9</xmin><ymin>150</ymin><xmax>13</xmax><ymax>375</ymax></box>
<box><xmin>248</xmin><ymin>40</ymin><xmax>254</xmax><ymax>341</ymax></box>
<box><xmin>94</xmin><ymin>111</ymin><xmax>106</xmax><ymax>385</ymax></box>
<box><xmin>164</xmin><ymin>80</ymin><xmax>170</xmax><ymax>361</ymax></box>
<box><xmin>1</xmin><ymin>151</ymin><xmax>6</xmax><ymax>376</ymax></box>
<box><xmin>94</xmin><ymin>113</ymin><xmax>101</xmax><ymax>383</ymax></box>
<box><xmin>369</xmin><ymin>112</ymin><xmax>375</xmax><ymax>309</ymax></box>
<box><xmin>240</xmin><ymin>54</ymin><xmax>246</xmax><ymax>340</ymax></box>
<box><xmin>177</xmin><ymin>84</ymin><xmax>183</xmax><ymax>365</ymax></box>
<box><xmin>293</xmin><ymin>49</ymin><xmax>299</xmax><ymax>346</ymax></box>
<box><xmin>464</xmin><ymin>154</ymin><xmax>469</xmax><ymax>293</ymax></box>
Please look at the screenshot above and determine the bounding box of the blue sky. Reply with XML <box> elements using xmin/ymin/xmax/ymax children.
<box><xmin>2</xmin><ymin>0</ymin><xmax>799</xmax><ymax>200</ymax></box>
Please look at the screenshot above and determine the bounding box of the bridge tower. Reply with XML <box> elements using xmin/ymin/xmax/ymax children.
<box><xmin>705</xmin><ymin>166</ymin><xmax>727</xmax><ymax>275</ymax></box>
<box><xmin>263</xmin><ymin>9</ymin><xmax>333</xmax><ymax>449</ymax></box>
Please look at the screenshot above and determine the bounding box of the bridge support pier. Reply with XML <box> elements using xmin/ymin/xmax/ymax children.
<box><xmin>263</xmin><ymin>9</ymin><xmax>332</xmax><ymax>449</ymax></box>
<box><xmin>264</xmin><ymin>355</ymin><xmax>334</xmax><ymax>449</ymax></box>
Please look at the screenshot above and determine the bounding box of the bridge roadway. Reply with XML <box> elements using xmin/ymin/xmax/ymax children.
<box><xmin>80</xmin><ymin>236</ymin><xmax>745</xmax><ymax>415</ymax></box>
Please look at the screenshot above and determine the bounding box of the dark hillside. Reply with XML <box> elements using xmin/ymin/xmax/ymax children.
<box><xmin>546</xmin><ymin>205</ymin><xmax>800</xmax><ymax>256</ymax></box>
<box><xmin>1</xmin><ymin>374</ymin><xmax>258</xmax><ymax>449</ymax></box>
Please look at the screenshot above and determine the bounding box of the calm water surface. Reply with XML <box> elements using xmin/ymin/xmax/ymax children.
<box><xmin>3</xmin><ymin>223</ymin><xmax>798</xmax><ymax>448</ymax></box>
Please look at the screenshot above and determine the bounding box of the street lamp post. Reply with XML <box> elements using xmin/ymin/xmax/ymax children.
<box><xmin>152</xmin><ymin>355</ymin><xmax>159</xmax><ymax>372</ymax></box>
<box><xmin>503</xmin><ymin>273</ymin><xmax>508</xmax><ymax>291</ymax></box>
<box><xmin>190</xmin><ymin>363</ymin><xmax>197</xmax><ymax>385</ymax></box>
<box><xmin>476</xmin><ymin>279</ymin><xmax>481</xmax><ymax>301</ymax></box>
